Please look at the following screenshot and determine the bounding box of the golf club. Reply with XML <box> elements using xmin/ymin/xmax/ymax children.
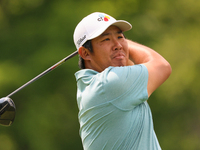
<box><xmin>0</xmin><ymin>50</ymin><xmax>78</xmax><ymax>126</ymax></box>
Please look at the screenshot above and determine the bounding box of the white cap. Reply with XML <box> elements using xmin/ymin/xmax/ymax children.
<box><xmin>73</xmin><ymin>12</ymin><xmax>132</xmax><ymax>50</ymax></box>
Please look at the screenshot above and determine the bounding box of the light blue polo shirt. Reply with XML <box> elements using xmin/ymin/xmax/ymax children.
<box><xmin>75</xmin><ymin>64</ymin><xmax>161</xmax><ymax>150</ymax></box>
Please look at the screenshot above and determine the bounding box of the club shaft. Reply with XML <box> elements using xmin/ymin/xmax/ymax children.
<box><xmin>7</xmin><ymin>51</ymin><xmax>78</xmax><ymax>98</ymax></box>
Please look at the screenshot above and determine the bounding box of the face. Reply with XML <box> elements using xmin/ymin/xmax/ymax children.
<box><xmin>89</xmin><ymin>26</ymin><xmax>129</xmax><ymax>72</ymax></box>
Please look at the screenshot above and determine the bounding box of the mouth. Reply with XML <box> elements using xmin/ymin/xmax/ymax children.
<box><xmin>112</xmin><ymin>52</ymin><xmax>126</xmax><ymax>60</ymax></box>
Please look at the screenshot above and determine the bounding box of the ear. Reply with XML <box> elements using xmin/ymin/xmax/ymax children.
<box><xmin>78</xmin><ymin>46</ymin><xmax>91</xmax><ymax>60</ymax></box>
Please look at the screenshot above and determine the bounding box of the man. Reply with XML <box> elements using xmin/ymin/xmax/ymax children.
<box><xmin>73</xmin><ymin>12</ymin><xmax>171</xmax><ymax>150</ymax></box>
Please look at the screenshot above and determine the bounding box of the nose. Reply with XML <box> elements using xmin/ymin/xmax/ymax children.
<box><xmin>113</xmin><ymin>39</ymin><xmax>122</xmax><ymax>51</ymax></box>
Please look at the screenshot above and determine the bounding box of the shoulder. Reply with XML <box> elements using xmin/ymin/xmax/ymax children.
<box><xmin>75</xmin><ymin>65</ymin><xmax>148</xmax><ymax>84</ymax></box>
<box><xmin>99</xmin><ymin>65</ymin><xmax>148</xmax><ymax>94</ymax></box>
<box><xmin>100</xmin><ymin>65</ymin><xmax>148</xmax><ymax>105</ymax></box>
<box><xmin>102</xmin><ymin>64</ymin><xmax>148</xmax><ymax>84</ymax></box>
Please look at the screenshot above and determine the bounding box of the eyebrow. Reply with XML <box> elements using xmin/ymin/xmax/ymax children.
<box><xmin>100</xmin><ymin>30</ymin><xmax>123</xmax><ymax>37</ymax></box>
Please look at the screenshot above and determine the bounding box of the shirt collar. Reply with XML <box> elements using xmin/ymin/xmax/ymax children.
<box><xmin>75</xmin><ymin>69</ymin><xmax>99</xmax><ymax>81</ymax></box>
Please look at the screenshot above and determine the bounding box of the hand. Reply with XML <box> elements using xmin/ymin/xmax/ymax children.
<box><xmin>128</xmin><ymin>59</ymin><xmax>134</xmax><ymax>66</ymax></box>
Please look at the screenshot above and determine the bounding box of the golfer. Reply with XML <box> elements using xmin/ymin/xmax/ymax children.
<box><xmin>73</xmin><ymin>12</ymin><xmax>171</xmax><ymax>150</ymax></box>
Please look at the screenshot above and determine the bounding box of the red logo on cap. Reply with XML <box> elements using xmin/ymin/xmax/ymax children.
<box><xmin>97</xmin><ymin>14</ymin><xmax>110</xmax><ymax>22</ymax></box>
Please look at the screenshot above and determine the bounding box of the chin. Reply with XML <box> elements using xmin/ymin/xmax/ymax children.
<box><xmin>111</xmin><ymin>59</ymin><xmax>127</xmax><ymax>67</ymax></box>
<box><xmin>113</xmin><ymin>63</ymin><xmax>126</xmax><ymax>67</ymax></box>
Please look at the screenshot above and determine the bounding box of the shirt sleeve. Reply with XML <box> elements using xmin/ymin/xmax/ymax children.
<box><xmin>101</xmin><ymin>64</ymin><xmax>149</xmax><ymax>110</ymax></box>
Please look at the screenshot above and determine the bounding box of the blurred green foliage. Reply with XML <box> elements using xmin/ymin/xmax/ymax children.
<box><xmin>0</xmin><ymin>0</ymin><xmax>200</xmax><ymax>149</ymax></box>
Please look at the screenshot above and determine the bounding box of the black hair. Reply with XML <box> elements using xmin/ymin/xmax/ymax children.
<box><xmin>78</xmin><ymin>40</ymin><xmax>93</xmax><ymax>69</ymax></box>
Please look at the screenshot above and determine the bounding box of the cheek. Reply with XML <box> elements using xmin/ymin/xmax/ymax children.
<box><xmin>123</xmin><ymin>42</ymin><xmax>129</xmax><ymax>53</ymax></box>
<box><xmin>92</xmin><ymin>49</ymin><xmax>108</xmax><ymax>63</ymax></box>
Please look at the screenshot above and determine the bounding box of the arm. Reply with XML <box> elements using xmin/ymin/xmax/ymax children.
<box><xmin>127</xmin><ymin>40</ymin><xmax>172</xmax><ymax>97</ymax></box>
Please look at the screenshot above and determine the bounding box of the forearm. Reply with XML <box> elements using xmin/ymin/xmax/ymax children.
<box><xmin>128</xmin><ymin>40</ymin><xmax>149</xmax><ymax>64</ymax></box>
<box><xmin>127</xmin><ymin>39</ymin><xmax>166</xmax><ymax>65</ymax></box>
<box><xmin>127</xmin><ymin>39</ymin><xmax>172</xmax><ymax>96</ymax></box>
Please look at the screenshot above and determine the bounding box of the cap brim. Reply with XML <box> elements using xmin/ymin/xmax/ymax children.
<box><xmin>112</xmin><ymin>20</ymin><xmax>132</xmax><ymax>32</ymax></box>
<box><xmin>88</xmin><ymin>20</ymin><xmax>132</xmax><ymax>40</ymax></box>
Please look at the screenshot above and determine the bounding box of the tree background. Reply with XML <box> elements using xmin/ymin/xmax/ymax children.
<box><xmin>0</xmin><ymin>0</ymin><xmax>199</xmax><ymax>149</ymax></box>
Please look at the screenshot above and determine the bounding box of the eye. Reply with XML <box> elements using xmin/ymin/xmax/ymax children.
<box><xmin>118</xmin><ymin>36</ymin><xmax>124</xmax><ymax>39</ymax></box>
<box><xmin>102</xmin><ymin>38</ymin><xmax>110</xmax><ymax>42</ymax></box>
